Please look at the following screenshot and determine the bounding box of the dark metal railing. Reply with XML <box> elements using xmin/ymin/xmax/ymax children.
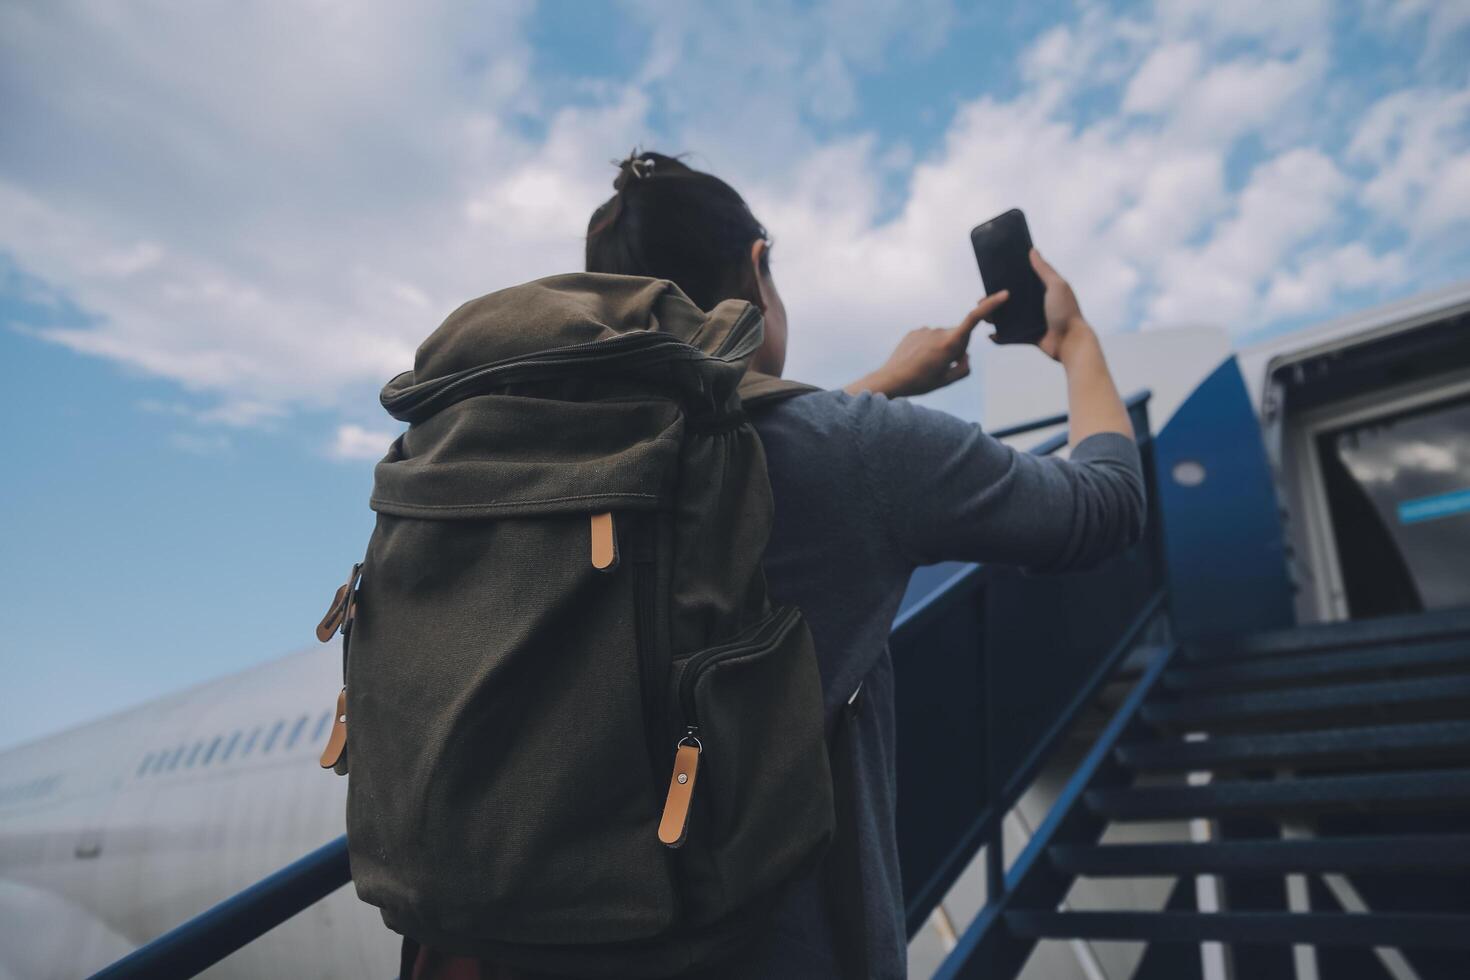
<box><xmin>986</xmin><ymin>409</ymin><xmax>1069</xmax><ymax>440</ymax></box>
<box><xmin>90</xmin><ymin>389</ymin><xmax>1155</xmax><ymax>979</ymax></box>
<box><xmin>990</xmin><ymin>387</ymin><xmax>1150</xmax><ymax>454</ymax></box>
<box><xmin>934</xmin><ymin>642</ymin><xmax>1180</xmax><ymax>979</ymax></box>
<box><xmin>891</xmin><ymin>390</ymin><xmax>1158</xmax><ymax>933</ymax></box>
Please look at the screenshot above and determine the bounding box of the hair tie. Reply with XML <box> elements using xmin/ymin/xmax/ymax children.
<box><xmin>610</xmin><ymin>153</ymin><xmax>657</xmax><ymax>194</ymax></box>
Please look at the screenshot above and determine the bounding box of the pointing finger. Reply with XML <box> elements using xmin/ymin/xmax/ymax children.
<box><xmin>951</xmin><ymin>290</ymin><xmax>1010</xmax><ymax>345</ymax></box>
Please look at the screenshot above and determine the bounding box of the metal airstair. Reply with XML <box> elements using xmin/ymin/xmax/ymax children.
<box><xmin>939</xmin><ymin>608</ymin><xmax>1470</xmax><ymax>980</ymax></box>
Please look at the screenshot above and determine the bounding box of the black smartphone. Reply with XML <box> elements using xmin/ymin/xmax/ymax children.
<box><xmin>970</xmin><ymin>208</ymin><xmax>1047</xmax><ymax>344</ymax></box>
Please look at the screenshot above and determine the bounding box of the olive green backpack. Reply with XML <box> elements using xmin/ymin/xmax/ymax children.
<box><xmin>315</xmin><ymin>273</ymin><xmax>836</xmax><ymax>977</ymax></box>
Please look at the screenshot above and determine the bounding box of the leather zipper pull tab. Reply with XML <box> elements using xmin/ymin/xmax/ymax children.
<box><xmin>316</xmin><ymin>563</ymin><xmax>363</xmax><ymax>641</ymax></box>
<box><xmin>658</xmin><ymin>732</ymin><xmax>701</xmax><ymax>848</ymax></box>
<box><xmin>319</xmin><ymin>687</ymin><xmax>348</xmax><ymax>770</ymax></box>
<box><xmin>316</xmin><ymin>585</ymin><xmax>350</xmax><ymax>642</ymax></box>
<box><xmin>590</xmin><ymin>512</ymin><xmax>618</xmax><ymax>571</ymax></box>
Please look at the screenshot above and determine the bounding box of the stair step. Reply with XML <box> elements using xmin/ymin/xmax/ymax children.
<box><xmin>1048</xmin><ymin>835</ymin><xmax>1470</xmax><ymax>877</ymax></box>
<box><xmin>1163</xmin><ymin>638</ymin><xmax>1470</xmax><ymax>693</ymax></box>
<box><xmin>1116</xmin><ymin>721</ymin><xmax>1470</xmax><ymax>772</ymax></box>
<box><xmin>1085</xmin><ymin>769</ymin><xmax>1470</xmax><ymax>820</ymax></box>
<box><xmin>1005</xmin><ymin>910</ymin><xmax>1470</xmax><ymax>949</ymax></box>
<box><xmin>1141</xmin><ymin>675</ymin><xmax>1470</xmax><ymax>730</ymax></box>
<box><xmin>1185</xmin><ymin>608</ymin><xmax>1470</xmax><ymax>662</ymax></box>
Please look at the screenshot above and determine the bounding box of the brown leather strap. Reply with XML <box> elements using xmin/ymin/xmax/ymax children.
<box><xmin>315</xmin><ymin>563</ymin><xmax>363</xmax><ymax>642</ymax></box>
<box><xmin>657</xmin><ymin>742</ymin><xmax>701</xmax><ymax>847</ymax></box>
<box><xmin>590</xmin><ymin>512</ymin><xmax>618</xmax><ymax>571</ymax></box>
<box><xmin>316</xmin><ymin>584</ymin><xmax>350</xmax><ymax>642</ymax></box>
<box><xmin>823</xmin><ymin>685</ymin><xmax>870</xmax><ymax>980</ymax></box>
<box><xmin>319</xmin><ymin>687</ymin><xmax>348</xmax><ymax>770</ymax></box>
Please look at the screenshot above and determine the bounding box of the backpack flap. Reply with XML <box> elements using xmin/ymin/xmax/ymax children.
<box><xmin>380</xmin><ymin>273</ymin><xmax>766</xmax><ymax>426</ymax></box>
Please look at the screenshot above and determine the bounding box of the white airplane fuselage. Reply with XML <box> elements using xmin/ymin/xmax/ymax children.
<box><xmin>0</xmin><ymin>646</ymin><xmax>398</xmax><ymax>979</ymax></box>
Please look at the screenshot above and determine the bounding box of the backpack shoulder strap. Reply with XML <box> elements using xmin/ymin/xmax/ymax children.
<box><xmin>738</xmin><ymin>371</ymin><xmax>823</xmax><ymax>411</ymax></box>
<box><xmin>822</xmin><ymin>685</ymin><xmax>870</xmax><ymax>980</ymax></box>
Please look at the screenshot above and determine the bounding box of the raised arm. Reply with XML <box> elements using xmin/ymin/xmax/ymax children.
<box><xmin>843</xmin><ymin>250</ymin><xmax>1144</xmax><ymax>573</ymax></box>
<box><xmin>1026</xmin><ymin>249</ymin><xmax>1132</xmax><ymax>447</ymax></box>
<box><xmin>849</xmin><ymin>392</ymin><xmax>1145</xmax><ymax>573</ymax></box>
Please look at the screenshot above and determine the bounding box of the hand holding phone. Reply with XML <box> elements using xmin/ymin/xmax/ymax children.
<box><xmin>970</xmin><ymin>209</ymin><xmax>1047</xmax><ymax>345</ymax></box>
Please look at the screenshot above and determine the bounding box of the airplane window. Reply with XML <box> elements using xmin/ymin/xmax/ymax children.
<box><xmin>1319</xmin><ymin>394</ymin><xmax>1470</xmax><ymax>617</ymax></box>
<box><xmin>262</xmin><ymin>720</ymin><xmax>285</xmax><ymax>754</ymax></box>
<box><xmin>151</xmin><ymin>752</ymin><xmax>168</xmax><ymax>775</ymax></box>
<box><xmin>285</xmin><ymin>714</ymin><xmax>309</xmax><ymax>749</ymax></box>
<box><xmin>136</xmin><ymin>752</ymin><xmax>155</xmax><ymax>777</ymax></box>
<box><xmin>220</xmin><ymin>730</ymin><xmax>242</xmax><ymax>762</ymax></box>
<box><xmin>242</xmin><ymin>726</ymin><xmax>261</xmax><ymax>757</ymax></box>
<box><xmin>201</xmin><ymin>735</ymin><xmax>223</xmax><ymax>766</ymax></box>
<box><xmin>311</xmin><ymin>710</ymin><xmax>331</xmax><ymax>743</ymax></box>
<box><xmin>186</xmin><ymin>741</ymin><xmax>204</xmax><ymax>767</ymax></box>
<box><xmin>167</xmin><ymin>744</ymin><xmax>186</xmax><ymax>770</ymax></box>
<box><xmin>0</xmin><ymin>776</ymin><xmax>60</xmax><ymax>804</ymax></box>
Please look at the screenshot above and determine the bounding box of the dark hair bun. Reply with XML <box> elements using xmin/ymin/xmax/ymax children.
<box><xmin>587</xmin><ymin>150</ymin><xmax>767</xmax><ymax>311</ymax></box>
<box><xmin>613</xmin><ymin>152</ymin><xmax>658</xmax><ymax>192</ymax></box>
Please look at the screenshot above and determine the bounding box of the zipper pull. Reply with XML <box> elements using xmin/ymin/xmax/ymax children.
<box><xmin>658</xmin><ymin>729</ymin><xmax>701</xmax><ymax>848</ymax></box>
<box><xmin>319</xmin><ymin>687</ymin><xmax>348</xmax><ymax>770</ymax></box>
<box><xmin>590</xmin><ymin>512</ymin><xmax>618</xmax><ymax>571</ymax></box>
<box><xmin>316</xmin><ymin>586</ymin><xmax>349</xmax><ymax>642</ymax></box>
<box><xmin>315</xmin><ymin>563</ymin><xmax>363</xmax><ymax>641</ymax></box>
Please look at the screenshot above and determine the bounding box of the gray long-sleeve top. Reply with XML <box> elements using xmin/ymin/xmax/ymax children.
<box><xmin>738</xmin><ymin>389</ymin><xmax>1146</xmax><ymax>979</ymax></box>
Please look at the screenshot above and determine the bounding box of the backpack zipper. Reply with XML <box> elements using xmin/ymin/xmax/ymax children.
<box><xmin>676</xmin><ymin>605</ymin><xmax>801</xmax><ymax>722</ymax></box>
<box><xmin>658</xmin><ymin>606</ymin><xmax>801</xmax><ymax>849</ymax></box>
<box><xmin>632</xmin><ymin>559</ymin><xmax>664</xmax><ymax>780</ymax></box>
<box><xmin>384</xmin><ymin>334</ymin><xmax>697</xmax><ymax>422</ymax></box>
<box><xmin>383</xmin><ymin>303</ymin><xmax>767</xmax><ymax>424</ymax></box>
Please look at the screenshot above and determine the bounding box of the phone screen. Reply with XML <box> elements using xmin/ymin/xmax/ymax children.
<box><xmin>970</xmin><ymin>209</ymin><xmax>1047</xmax><ymax>345</ymax></box>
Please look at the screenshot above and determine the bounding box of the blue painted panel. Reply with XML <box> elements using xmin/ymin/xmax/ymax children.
<box><xmin>1399</xmin><ymin>488</ymin><xmax>1470</xmax><ymax>525</ymax></box>
<box><xmin>1155</xmin><ymin>357</ymin><xmax>1293</xmax><ymax>640</ymax></box>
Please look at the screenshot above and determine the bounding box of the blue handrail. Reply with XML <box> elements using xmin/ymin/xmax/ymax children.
<box><xmin>896</xmin><ymin>588</ymin><xmax>1166</xmax><ymax>935</ymax></box>
<box><xmin>1003</xmin><ymin>387</ymin><xmax>1151</xmax><ymax>454</ymax></box>
<box><xmin>90</xmin><ymin>389</ymin><xmax>1155</xmax><ymax>979</ymax></box>
<box><xmin>987</xmin><ymin>409</ymin><xmax>1068</xmax><ymax>440</ymax></box>
<box><xmin>933</xmin><ymin>642</ymin><xmax>1180</xmax><ymax>979</ymax></box>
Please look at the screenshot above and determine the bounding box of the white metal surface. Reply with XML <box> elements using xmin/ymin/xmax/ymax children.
<box><xmin>0</xmin><ymin>647</ymin><xmax>397</xmax><ymax>979</ymax></box>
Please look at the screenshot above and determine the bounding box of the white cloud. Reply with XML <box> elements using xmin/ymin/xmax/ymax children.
<box><xmin>1122</xmin><ymin>42</ymin><xmax>1203</xmax><ymax>114</ymax></box>
<box><xmin>1350</xmin><ymin>88</ymin><xmax>1470</xmax><ymax>237</ymax></box>
<box><xmin>330</xmin><ymin>424</ymin><xmax>399</xmax><ymax>462</ymax></box>
<box><xmin>1262</xmin><ymin>243</ymin><xmax>1408</xmax><ymax>317</ymax></box>
<box><xmin>1172</xmin><ymin>49</ymin><xmax>1325</xmax><ymax>142</ymax></box>
<box><xmin>1202</xmin><ymin>149</ymin><xmax>1351</xmax><ymax>274</ymax></box>
<box><xmin>0</xmin><ymin>0</ymin><xmax>1464</xmax><ymax>436</ymax></box>
<box><xmin>1146</xmin><ymin>149</ymin><xmax>1353</xmax><ymax>327</ymax></box>
<box><xmin>0</xmin><ymin>0</ymin><xmax>541</xmax><ymax>425</ymax></box>
<box><xmin>168</xmin><ymin>431</ymin><xmax>232</xmax><ymax>456</ymax></box>
<box><xmin>1365</xmin><ymin>0</ymin><xmax>1470</xmax><ymax>58</ymax></box>
<box><xmin>1019</xmin><ymin>9</ymin><xmax>1153</xmax><ymax>109</ymax></box>
<box><xmin>1153</xmin><ymin>0</ymin><xmax>1330</xmax><ymax>52</ymax></box>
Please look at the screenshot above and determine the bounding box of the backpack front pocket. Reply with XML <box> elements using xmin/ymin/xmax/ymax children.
<box><xmin>666</xmin><ymin>606</ymin><xmax>834</xmax><ymax>924</ymax></box>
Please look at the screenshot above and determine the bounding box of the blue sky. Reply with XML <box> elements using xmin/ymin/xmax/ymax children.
<box><xmin>2</xmin><ymin>0</ymin><xmax>1468</xmax><ymax>749</ymax></box>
